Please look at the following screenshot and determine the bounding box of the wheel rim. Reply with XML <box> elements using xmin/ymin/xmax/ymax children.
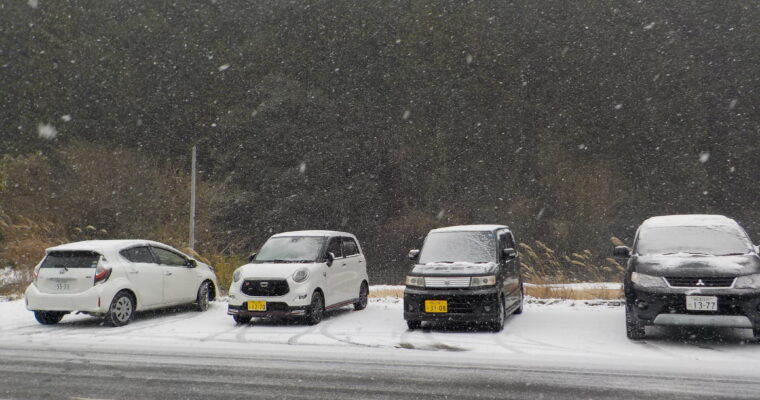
<box><xmin>113</xmin><ymin>296</ymin><xmax>133</xmax><ymax>323</ymax></box>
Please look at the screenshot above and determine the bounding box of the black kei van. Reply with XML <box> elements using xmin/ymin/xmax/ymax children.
<box><xmin>403</xmin><ymin>225</ymin><xmax>524</xmax><ymax>332</ymax></box>
<box><xmin>615</xmin><ymin>215</ymin><xmax>760</xmax><ymax>340</ymax></box>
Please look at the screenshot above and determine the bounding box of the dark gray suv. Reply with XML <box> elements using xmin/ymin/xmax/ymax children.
<box><xmin>615</xmin><ymin>215</ymin><xmax>760</xmax><ymax>340</ymax></box>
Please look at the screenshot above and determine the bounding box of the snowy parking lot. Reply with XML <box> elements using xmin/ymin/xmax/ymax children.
<box><xmin>2</xmin><ymin>287</ymin><xmax>760</xmax><ymax>373</ymax></box>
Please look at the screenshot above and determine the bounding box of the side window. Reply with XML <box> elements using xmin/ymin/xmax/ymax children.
<box><xmin>152</xmin><ymin>247</ymin><xmax>188</xmax><ymax>266</ymax></box>
<box><xmin>326</xmin><ymin>238</ymin><xmax>343</xmax><ymax>258</ymax></box>
<box><xmin>498</xmin><ymin>231</ymin><xmax>515</xmax><ymax>251</ymax></box>
<box><xmin>120</xmin><ymin>246</ymin><xmax>156</xmax><ymax>264</ymax></box>
<box><xmin>342</xmin><ymin>238</ymin><xmax>359</xmax><ymax>257</ymax></box>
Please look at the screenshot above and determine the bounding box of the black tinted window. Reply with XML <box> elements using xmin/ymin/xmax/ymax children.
<box><xmin>120</xmin><ymin>246</ymin><xmax>156</xmax><ymax>263</ymax></box>
<box><xmin>327</xmin><ymin>238</ymin><xmax>343</xmax><ymax>258</ymax></box>
<box><xmin>41</xmin><ymin>251</ymin><xmax>100</xmax><ymax>269</ymax></box>
<box><xmin>342</xmin><ymin>238</ymin><xmax>359</xmax><ymax>256</ymax></box>
<box><xmin>151</xmin><ymin>247</ymin><xmax>188</xmax><ymax>266</ymax></box>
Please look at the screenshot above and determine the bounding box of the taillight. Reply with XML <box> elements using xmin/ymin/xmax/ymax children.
<box><xmin>94</xmin><ymin>264</ymin><xmax>112</xmax><ymax>284</ymax></box>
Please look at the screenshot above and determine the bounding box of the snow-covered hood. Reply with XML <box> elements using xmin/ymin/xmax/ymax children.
<box><xmin>633</xmin><ymin>254</ymin><xmax>760</xmax><ymax>277</ymax></box>
<box><xmin>239</xmin><ymin>262</ymin><xmax>322</xmax><ymax>279</ymax></box>
<box><xmin>411</xmin><ymin>262</ymin><xmax>498</xmax><ymax>276</ymax></box>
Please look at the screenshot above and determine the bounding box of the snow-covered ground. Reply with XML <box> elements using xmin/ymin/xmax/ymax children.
<box><xmin>1</xmin><ymin>286</ymin><xmax>759</xmax><ymax>381</ymax></box>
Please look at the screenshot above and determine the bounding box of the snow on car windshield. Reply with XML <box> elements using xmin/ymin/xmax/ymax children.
<box><xmin>254</xmin><ymin>237</ymin><xmax>325</xmax><ymax>262</ymax></box>
<box><xmin>635</xmin><ymin>226</ymin><xmax>751</xmax><ymax>256</ymax></box>
<box><xmin>40</xmin><ymin>251</ymin><xmax>100</xmax><ymax>269</ymax></box>
<box><xmin>418</xmin><ymin>231</ymin><xmax>496</xmax><ymax>264</ymax></box>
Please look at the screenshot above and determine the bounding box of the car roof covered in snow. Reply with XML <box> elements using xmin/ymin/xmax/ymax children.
<box><xmin>45</xmin><ymin>240</ymin><xmax>179</xmax><ymax>255</ymax></box>
<box><xmin>640</xmin><ymin>215</ymin><xmax>740</xmax><ymax>229</ymax></box>
<box><xmin>429</xmin><ymin>224</ymin><xmax>509</xmax><ymax>233</ymax></box>
<box><xmin>271</xmin><ymin>230</ymin><xmax>357</xmax><ymax>239</ymax></box>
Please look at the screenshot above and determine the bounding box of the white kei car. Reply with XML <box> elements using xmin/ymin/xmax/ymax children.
<box><xmin>228</xmin><ymin>230</ymin><xmax>370</xmax><ymax>325</ymax></box>
<box><xmin>25</xmin><ymin>240</ymin><xmax>219</xmax><ymax>326</ymax></box>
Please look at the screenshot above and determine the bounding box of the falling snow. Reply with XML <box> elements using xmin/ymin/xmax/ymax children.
<box><xmin>218</xmin><ymin>64</ymin><xmax>230</xmax><ymax>72</ymax></box>
<box><xmin>37</xmin><ymin>123</ymin><xmax>57</xmax><ymax>140</ymax></box>
<box><xmin>699</xmin><ymin>151</ymin><xmax>710</xmax><ymax>163</ymax></box>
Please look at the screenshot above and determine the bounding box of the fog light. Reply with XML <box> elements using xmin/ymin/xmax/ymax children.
<box><xmin>407</xmin><ymin>304</ymin><xmax>414</xmax><ymax>311</ymax></box>
<box><xmin>483</xmin><ymin>305</ymin><xmax>492</xmax><ymax>312</ymax></box>
<box><xmin>636</xmin><ymin>300</ymin><xmax>649</xmax><ymax>310</ymax></box>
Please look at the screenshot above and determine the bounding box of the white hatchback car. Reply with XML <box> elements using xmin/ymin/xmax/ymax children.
<box><xmin>228</xmin><ymin>230</ymin><xmax>370</xmax><ymax>325</ymax></box>
<box><xmin>25</xmin><ymin>240</ymin><xmax>219</xmax><ymax>326</ymax></box>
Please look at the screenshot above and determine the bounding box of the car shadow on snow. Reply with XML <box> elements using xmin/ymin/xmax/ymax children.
<box><xmin>49</xmin><ymin>303</ymin><xmax>212</xmax><ymax>329</ymax></box>
<box><xmin>242</xmin><ymin>306</ymin><xmax>356</xmax><ymax>327</ymax></box>
<box><xmin>644</xmin><ymin>325</ymin><xmax>757</xmax><ymax>346</ymax></box>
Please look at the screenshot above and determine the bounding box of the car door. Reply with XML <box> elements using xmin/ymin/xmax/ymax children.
<box><xmin>341</xmin><ymin>237</ymin><xmax>363</xmax><ymax>301</ymax></box>
<box><xmin>120</xmin><ymin>246</ymin><xmax>164</xmax><ymax>308</ymax></box>
<box><xmin>151</xmin><ymin>246</ymin><xmax>198</xmax><ymax>304</ymax></box>
<box><xmin>324</xmin><ymin>237</ymin><xmax>345</xmax><ymax>306</ymax></box>
<box><xmin>498</xmin><ymin>230</ymin><xmax>520</xmax><ymax>308</ymax></box>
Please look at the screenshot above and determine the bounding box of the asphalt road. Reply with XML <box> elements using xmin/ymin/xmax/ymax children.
<box><xmin>1</xmin><ymin>343</ymin><xmax>760</xmax><ymax>400</ymax></box>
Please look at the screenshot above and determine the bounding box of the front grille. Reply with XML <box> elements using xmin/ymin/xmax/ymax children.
<box><xmin>425</xmin><ymin>277</ymin><xmax>470</xmax><ymax>288</ymax></box>
<box><xmin>241</xmin><ymin>280</ymin><xmax>290</xmax><ymax>296</ymax></box>
<box><xmin>418</xmin><ymin>294</ymin><xmax>499</xmax><ymax>314</ymax></box>
<box><xmin>665</xmin><ymin>277</ymin><xmax>735</xmax><ymax>288</ymax></box>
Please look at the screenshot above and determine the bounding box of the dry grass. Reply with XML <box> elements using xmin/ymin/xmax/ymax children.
<box><xmin>369</xmin><ymin>285</ymin><xmax>622</xmax><ymax>300</ymax></box>
<box><xmin>524</xmin><ymin>285</ymin><xmax>622</xmax><ymax>300</ymax></box>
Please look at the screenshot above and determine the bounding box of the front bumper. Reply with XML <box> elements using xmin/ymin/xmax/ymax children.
<box><xmin>628</xmin><ymin>285</ymin><xmax>760</xmax><ymax>328</ymax></box>
<box><xmin>25</xmin><ymin>283</ymin><xmax>107</xmax><ymax>313</ymax></box>
<box><xmin>227</xmin><ymin>302</ymin><xmax>310</xmax><ymax>317</ymax></box>
<box><xmin>403</xmin><ymin>286</ymin><xmax>501</xmax><ymax>322</ymax></box>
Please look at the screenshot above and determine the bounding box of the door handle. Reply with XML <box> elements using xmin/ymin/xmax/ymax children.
<box><xmin>165</xmin><ymin>272</ymin><xmax>173</xmax><ymax>276</ymax></box>
<box><xmin>128</xmin><ymin>270</ymin><xmax>139</xmax><ymax>274</ymax></box>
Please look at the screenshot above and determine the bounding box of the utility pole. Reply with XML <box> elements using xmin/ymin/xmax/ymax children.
<box><xmin>189</xmin><ymin>145</ymin><xmax>197</xmax><ymax>250</ymax></box>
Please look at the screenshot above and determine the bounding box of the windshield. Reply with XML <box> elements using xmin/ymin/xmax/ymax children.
<box><xmin>418</xmin><ymin>231</ymin><xmax>497</xmax><ymax>264</ymax></box>
<box><xmin>635</xmin><ymin>226</ymin><xmax>751</xmax><ymax>256</ymax></box>
<box><xmin>254</xmin><ymin>236</ymin><xmax>325</xmax><ymax>263</ymax></box>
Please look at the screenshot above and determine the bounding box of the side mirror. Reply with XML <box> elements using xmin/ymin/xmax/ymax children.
<box><xmin>326</xmin><ymin>252</ymin><xmax>335</xmax><ymax>267</ymax></box>
<box><xmin>755</xmin><ymin>245</ymin><xmax>759</xmax><ymax>254</ymax></box>
<box><xmin>186</xmin><ymin>259</ymin><xmax>198</xmax><ymax>268</ymax></box>
<box><xmin>247</xmin><ymin>253</ymin><xmax>257</xmax><ymax>263</ymax></box>
<box><xmin>408</xmin><ymin>249</ymin><xmax>420</xmax><ymax>261</ymax></box>
<box><xmin>613</xmin><ymin>246</ymin><xmax>631</xmax><ymax>258</ymax></box>
<box><xmin>502</xmin><ymin>248</ymin><xmax>517</xmax><ymax>260</ymax></box>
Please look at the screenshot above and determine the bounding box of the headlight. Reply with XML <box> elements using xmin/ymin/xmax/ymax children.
<box><xmin>292</xmin><ymin>268</ymin><xmax>309</xmax><ymax>283</ymax></box>
<box><xmin>405</xmin><ymin>276</ymin><xmax>425</xmax><ymax>287</ymax></box>
<box><xmin>631</xmin><ymin>272</ymin><xmax>667</xmax><ymax>288</ymax></box>
<box><xmin>232</xmin><ymin>268</ymin><xmax>242</xmax><ymax>283</ymax></box>
<box><xmin>470</xmin><ymin>275</ymin><xmax>497</xmax><ymax>287</ymax></box>
<box><xmin>735</xmin><ymin>274</ymin><xmax>760</xmax><ymax>289</ymax></box>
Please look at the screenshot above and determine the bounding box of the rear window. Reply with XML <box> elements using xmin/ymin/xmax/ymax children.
<box><xmin>41</xmin><ymin>251</ymin><xmax>100</xmax><ymax>269</ymax></box>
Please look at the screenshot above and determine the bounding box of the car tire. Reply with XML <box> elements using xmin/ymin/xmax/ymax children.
<box><xmin>306</xmin><ymin>291</ymin><xmax>324</xmax><ymax>325</ymax></box>
<box><xmin>233</xmin><ymin>314</ymin><xmax>252</xmax><ymax>324</ymax></box>
<box><xmin>195</xmin><ymin>281</ymin><xmax>211</xmax><ymax>312</ymax></box>
<box><xmin>626</xmin><ymin>303</ymin><xmax>646</xmax><ymax>340</ymax></box>
<box><xmin>354</xmin><ymin>282</ymin><xmax>369</xmax><ymax>311</ymax></box>
<box><xmin>34</xmin><ymin>311</ymin><xmax>64</xmax><ymax>325</ymax></box>
<box><xmin>406</xmin><ymin>319</ymin><xmax>421</xmax><ymax>330</ymax></box>
<box><xmin>488</xmin><ymin>296</ymin><xmax>506</xmax><ymax>332</ymax></box>
<box><xmin>106</xmin><ymin>291</ymin><xmax>135</xmax><ymax>327</ymax></box>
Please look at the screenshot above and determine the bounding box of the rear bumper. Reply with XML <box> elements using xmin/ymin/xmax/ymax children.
<box><xmin>227</xmin><ymin>302</ymin><xmax>310</xmax><ymax>317</ymax></box>
<box><xmin>25</xmin><ymin>284</ymin><xmax>107</xmax><ymax>313</ymax></box>
<box><xmin>628</xmin><ymin>286</ymin><xmax>760</xmax><ymax>328</ymax></box>
<box><xmin>403</xmin><ymin>287</ymin><xmax>501</xmax><ymax>323</ymax></box>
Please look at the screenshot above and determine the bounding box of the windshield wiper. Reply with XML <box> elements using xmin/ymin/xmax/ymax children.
<box><xmin>716</xmin><ymin>252</ymin><xmax>747</xmax><ymax>256</ymax></box>
<box><xmin>660</xmin><ymin>252</ymin><xmax>710</xmax><ymax>256</ymax></box>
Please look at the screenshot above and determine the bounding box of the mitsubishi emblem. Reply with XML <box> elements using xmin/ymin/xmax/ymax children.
<box><xmin>444</xmin><ymin>280</ymin><xmax>450</xmax><ymax>286</ymax></box>
<box><xmin>260</xmin><ymin>282</ymin><xmax>269</xmax><ymax>287</ymax></box>
<box><xmin>696</xmin><ymin>279</ymin><xmax>705</xmax><ymax>286</ymax></box>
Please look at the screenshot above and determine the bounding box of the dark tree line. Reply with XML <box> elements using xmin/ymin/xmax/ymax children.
<box><xmin>1</xmin><ymin>0</ymin><xmax>759</xmax><ymax>283</ymax></box>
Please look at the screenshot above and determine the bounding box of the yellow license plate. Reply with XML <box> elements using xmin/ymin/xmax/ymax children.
<box><xmin>247</xmin><ymin>301</ymin><xmax>267</xmax><ymax>311</ymax></box>
<box><xmin>424</xmin><ymin>300</ymin><xmax>448</xmax><ymax>313</ymax></box>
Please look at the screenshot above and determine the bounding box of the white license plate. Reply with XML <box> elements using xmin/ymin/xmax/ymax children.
<box><xmin>686</xmin><ymin>295</ymin><xmax>718</xmax><ymax>311</ymax></box>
